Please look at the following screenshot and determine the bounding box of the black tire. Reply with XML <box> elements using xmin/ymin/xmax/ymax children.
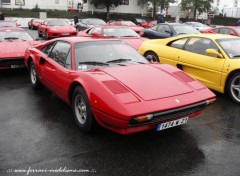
<box><xmin>30</xmin><ymin>25</ymin><xmax>34</xmax><ymax>30</ymax></box>
<box><xmin>28</xmin><ymin>25</ymin><xmax>30</xmax><ymax>29</ymax></box>
<box><xmin>29</xmin><ymin>61</ymin><xmax>42</xmax><ymax>89</ymax></box>
<box><xmin>227</xmin><ymin>72</ymin><xmax>240</xmax><ymax>104</ymax></box>
<box><xmin>38</xmin><ymin>30</ymin><xmax>42</xmax><ymax>37</ymax></box>
<box><xmin>72</xmin><ymin>86</ymin><xmax>96</xmax><ymax>132</ymax></box>
<box><xmin>144</xmin><ymin>51</ymin><xmax>160</xmax><ymax>62</ymax></box>
<box><xmin>45</xmin><ymin>30</ymin><xmax>49</xmax><ymax>39</ymax></box>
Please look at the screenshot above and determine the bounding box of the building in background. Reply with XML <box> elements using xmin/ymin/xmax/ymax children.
<box><xmin>0</xmin><ymin>0</ymin><xmax>148</xmax><ymax>15</ymax></box>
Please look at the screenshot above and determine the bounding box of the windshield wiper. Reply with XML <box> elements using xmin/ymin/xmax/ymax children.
<box><xmin>121</xmin><ymin>35</ymin><xmax>138</xmax><ymax>37</ymax></box>
<box><xmin>232</xmin><ymin>55</ymin><xmax>240</xmax><ymax>58</ymax></box>
<box><xmin>4</xmin><ymin>37</ymin><xmax>19</xmax><ymax>40</ymax></box>
<box><xmin>78</xmin><ymin>61</ymin><xmax>109</xmax><ymax>66</ymax></box>
<box><xmin>106</xmin><ymin>58</ymin><xmax>132</xmax><ymax>63</ymax></box>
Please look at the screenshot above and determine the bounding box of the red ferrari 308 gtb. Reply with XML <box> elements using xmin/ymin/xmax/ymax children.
<box><xmin>0</xmin><ymin>27</ymin><xmax>39</xmax><ymax>70</ymax></box>
<box><xmin>108</xmin><ymin>20</ymin><xmax>144</xmax><ymax>33</ymax></box>
<box><xmin>77</xmin><ymin>26</ymin><xmax>148</xmax><ymax>50</ymax></box>
<box><xmin>24</xmin><ymin>37</ymin><xmax>215</xmax><ymax>135</ymax></box>
<box><xmin>28</xmin><ymin>18</ymin><xmax>44</xmax><ymax>30</ymax></box>
<box><xmin>38</xmin><ymin>19</ymin><xmax>77</xmax><ymax>39</ymax></box>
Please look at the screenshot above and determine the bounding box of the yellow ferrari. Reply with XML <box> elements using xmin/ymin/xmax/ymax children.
<box><xmin>139</xmin><ymin>34</ymin><xmax>240</xmax><ymax>104</ymax></box>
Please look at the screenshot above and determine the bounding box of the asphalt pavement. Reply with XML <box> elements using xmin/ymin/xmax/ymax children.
<box><xmin>0</xmin><ymin>28</ymin><xmax>240</xmax><ymax>176</ymax></box>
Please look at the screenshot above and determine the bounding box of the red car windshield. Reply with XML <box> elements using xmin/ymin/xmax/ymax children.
<box><xmin>74</xmin><ymin>40</ymin><xmax>148</xmax><ymax>70</ymax></box>
<box><xmin>103</xmin><ymin>28</ymin><xmax>139</xmax><ymax>37</ymax></box>
<box><xmin>48</xmin><ymin>20</ymin><xmax>69</xmax><ymax>26</ymax></box>
<box><xmin>121</xmin><ymin>21</ymin><xmax>137</xmax><ymax>26</ymax></box>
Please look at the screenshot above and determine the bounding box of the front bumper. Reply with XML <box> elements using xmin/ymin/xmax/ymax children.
<box><xmin>0</xmin><ymin>57</ymin><xmax>25</xmax><ymax>70</ymax></box>
<box><xmin>92</xmin><ymin>99</ymin><xmax>215</xmax><ymax>135</ymax></box>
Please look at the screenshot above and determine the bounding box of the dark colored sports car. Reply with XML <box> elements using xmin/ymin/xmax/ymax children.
<box><xmin>140</xmin><ymin>23</ymin><xmax>200</xmax><ymax>39</ymax></box>
<box><xmin>75</xmin><ymin>18</ymin><xmax>106</xmax><ymax>31</ymax></box>
<box><xmin>24</xmin><ymin>37</ymin><xmax>215</xmax><ymax>135</ymax></box>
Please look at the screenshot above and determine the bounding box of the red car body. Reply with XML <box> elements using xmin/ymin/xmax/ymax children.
<box><xmin>24</xmin><ymin>37</ymin><xmax>215</xmax><ymax>135</ymax></box>
<box><xmin>38</xmin><ymin>19</ymin><xmax>77</xmax><ymax>39</ymax></box>
<box><xmin>77</xmin><ymin>26</ymin><xmax>148</xmax><ymax>50</ymax></box>
<box><xmin>0</xmin><ymin>27</ymin><xmax>39</xmax><ymax>70</ymax></box>
<box><xmin>108</xmin><ymin>20</ymin><xmax>144</xmax><ymax>33</ymax></box>
<box><xmin>28</xmin><ymin>19</ymin><xmax>44</xmax><ymax>30</ymax></box>
<box><xmin>140</xmin><ymin>20</ymin><xmax>157</xmax><ymax>28</ymax></box>
<box><xmin>211</xmin><ymin>26</ymin><xmax>240</xmax><ymax>36</ymax></box>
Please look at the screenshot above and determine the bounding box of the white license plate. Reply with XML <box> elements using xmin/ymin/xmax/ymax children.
<box><xmin>62</xmin><ymin>33</ymin><xmax>69</xmax><ymax>36</ymax></box>
<box><xmin>157</xmin><ymin>117</ymin><xmax>188</xmax><ymax>131</ymax></box>
<box><xmin>11</xmin><ymin>65</ymin><xmax>24</xmax><ymax>69</ymax></box>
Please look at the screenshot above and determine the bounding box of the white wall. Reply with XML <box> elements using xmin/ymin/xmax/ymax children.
<box><xmin>83</xmin><ymin>1</ymin><xmax>147</xmax><ymax>15</ymax></box>
<box><xmin>2</xmin><ymin>0</ymin><xmax>69</xmax><ymax>10</ymax></box>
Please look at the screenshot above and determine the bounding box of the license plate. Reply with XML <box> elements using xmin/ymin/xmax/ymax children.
<box><xmin>157</xmin><ymin>117</ymin><xmax>188</xmax><ymax>131</ymax></box>
<box><xmin>62</xmin><ymin>33</ymin><xmax>69</xmax><ymax>36</ymax></box>
<box><xmin>10</xmin><ymin>65</ymin><xmax>24</xmax><ymax>69</ymax></box>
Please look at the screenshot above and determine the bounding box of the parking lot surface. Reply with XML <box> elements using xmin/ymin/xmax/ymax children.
<box><xmin>0</xmin><ymin>29</ymin><xmax>240</xmax><ymax>176</ymax></box>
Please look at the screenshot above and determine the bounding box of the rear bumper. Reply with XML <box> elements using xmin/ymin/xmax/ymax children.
<box><xmin>48</xmin><ymin>31</ymin><xmax>77</xmax><ymax>38</ymax></box>
<box><xmin>0</xmin><ymin>57</ymin><xmax>25</xmax><ymax>70</ymax></box>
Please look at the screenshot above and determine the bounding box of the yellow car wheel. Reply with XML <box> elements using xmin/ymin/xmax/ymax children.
<box><xmin>144</xmin><ymin>51</ymin><xmax>159</xmax><ymax>62</ymax></box>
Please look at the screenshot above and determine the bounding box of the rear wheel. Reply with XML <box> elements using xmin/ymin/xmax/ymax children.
<box><xmin>144</xmin><ymin>51</ymin><xmax>159</xmax><ymax>62</ymax></box>
<box><xmin>72</xmin><ymin>86</ymin><xmax>96</xmax><ymax>132</ymax></box>
<box><xmin>29</xmin><ymin>61</ymin><xmax>42</xmax><ymax>89</ymax></box>
<box><xmin>30</xmin><ymin>25</ymin><xmax>34</xmax><ymax>30</ymax></box>
<box><xmin>227</xmin><ymin>72</ymin><xmax>240</xmax><ymax>104</ymax></box>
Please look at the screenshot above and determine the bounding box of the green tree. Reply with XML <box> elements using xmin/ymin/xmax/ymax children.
<box><xmin>91</xmin><ymin>0</ymin><xmax>122</xmax><ymax>20</ymax></box>
<box><xmin>138</xmin><ymin>0</ymin><xmax>176</xmax><ymax>18</ymax></box>
<box><xmin>180</xmin><ymin>0</ymin><xmax>213</xmax><ymax>20</ymax></box>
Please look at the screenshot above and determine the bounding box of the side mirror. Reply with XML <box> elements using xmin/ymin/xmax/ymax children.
<box><xmin>205</xmin><ymin>49</ymin><xmax>223</xmax><ymax>58</ymax></box>
<box><xmin>146</xmin><ymin>55</ymin><xmax>154</xmax><ymax>62</ymax></box>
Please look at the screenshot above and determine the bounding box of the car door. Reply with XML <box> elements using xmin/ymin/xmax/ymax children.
<box><xmin>174</xmin><ymin>37</ymin><xmax>226</xmax><ymax>88</ymax></box>
<box><xmin>40</xmin><ymin>41</ymin><xmax>72</xmax><ymax>100</ymax></box>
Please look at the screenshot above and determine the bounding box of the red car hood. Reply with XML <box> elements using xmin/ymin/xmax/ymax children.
<box><xmin>121</xmin><ymin>37</ymin><xmax>145</xmax><ymax>50</ymax></box>
<box><xmin>102</xmin><ymin>64</ymin><xmax>193</xmax><ymax>101</ymax></box>
<box><xmin>0</xmin><ymin>41</ymin><xmax>34</xmax><ymax>58</ymax></box>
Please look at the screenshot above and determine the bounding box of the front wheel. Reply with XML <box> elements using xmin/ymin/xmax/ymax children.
<box><xmin>72</xmin><ymin>86</ymin><xmax>96</xmax><ymax>132</ymax></box>
<box><xmin>38</xmin><ymin>30</ymin><xmax>42</xmax><ymax>37</ymax></box>
<box><xmin>29</xmin><ymin>61</ymin><xmax>42</xmax><ymax>89</ymax></box>
<box><xmin>227</xmin><ymin>72</ymin><xmax>240</xmax><ymax>104</ymax></box>
<box><xmin>45</xmin><ymin>30</ymin><xmax>49</xmax><ymax>39</ymax></box>
<box><xmin>144</xmin><ymin>51</ymin><xmax>159</xmax><ymax>62</ymax></box>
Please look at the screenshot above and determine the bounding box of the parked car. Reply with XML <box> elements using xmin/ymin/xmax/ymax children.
<box><xmin>38</xmin><ymin>19</ymin><xmax>77</xmax><ymax>39</ymax></box>
<box><xmin>139</xmin><ymin>33</ymin><xmax>240</xmax><ymax>103</ymax></box>
<box><xmin>131</xmin><ymin>18</ymin><xmax>147</xmax><ymax>25</ymax></box>
<box><xmin>24</xmin><ymin>37</ymin><xmax>215</xmax><ymax>134</ymax></box>
<box><xmin>184</xmin><ymin>21</ymin><xmax>213</xmax><ymax>32</ymax></box>
<box><xmin>75</xmin><ymin>18</ymin><xmax>106</xmax><ymax>31</ymax></box>
<box><xmin>0</xmin><ymin>20</ymin><xmax>20</xmax><ymax>28</ymax></box>
<box><xmin>140</xmin><ymin>23</ymin><xmax>200</xmax><ymax>39</ymax></box>
<box><xmin>77</xmin><ymin>26</ymin><xmax>148</xmax><ymax>50</ymax></box>
<box><xmin>28</xmin><ymin>19</ymin><xmax>44</xmax><ymax>30</ymax></box>
<box><xmin>211</xmin><ymin>26</ymin><xmax>240</xmax><ymax>36</ymax></box>
<box><xmin>140</xmin><ymin>20</ymin><xmax>157</xmax><ymax>28</ymax></box>
<box><xmin>0</xmin><ymin>27</ymin><xmax>39</xmax><ymax>70</ymax></box>
<box><xmin>108</xmin><ymin>20</ymin><xmax>144</xmax><ymax>33</ymax></box>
